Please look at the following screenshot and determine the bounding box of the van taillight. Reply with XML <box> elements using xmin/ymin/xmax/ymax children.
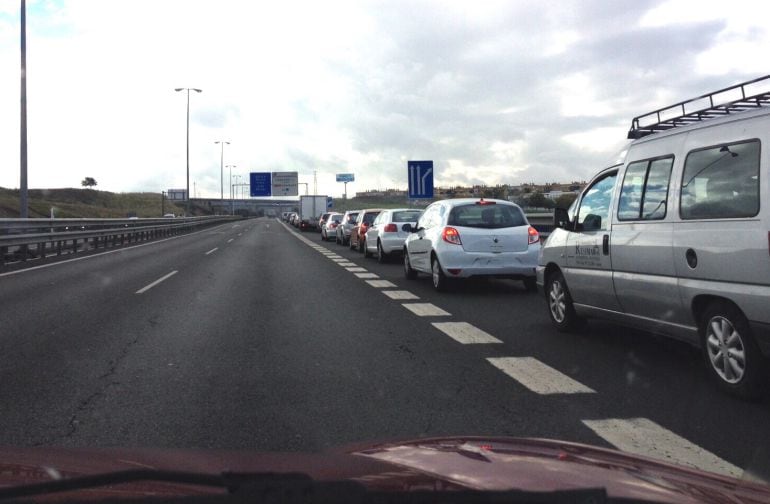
<box><xmin>442</xmin><ymin>227</ymin><xmax>462</xmax><ymax>245</ymax></box>
<box><xmin>528</xmin><ymin>226</ymin><xmax>540</xmax><ymax>245</ymax></box>
<box><xmin>384</xmin><ymin>224</ymin><xmax>397</xmax><ymax>232</ymax></box>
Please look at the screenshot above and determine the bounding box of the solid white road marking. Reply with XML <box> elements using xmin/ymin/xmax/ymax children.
<box><xmin>382</xmin><ymin>290</ymin><xmax>418</xmax><ymax>300</ymax></box>
<box><xmin>582</xmin><ymin>418</ymin><xmax>742</xmax><ymax>479</ymax></box>
<box><xmin>355</xmin><ymin>273</ymin><xmax>379</xmax><ymax>279</ymax></box>
<box><xmin>227</xmin><ymin>238</ymin><xmax>234</xmax><ymax>243</ymax></box>
<box><xmin>403</xmin><ymin>303</ymin><xmax>450</xmax><ymax>316</ymax></box>
<box><xmin>136</xmin><ymin>270</ymin><xmax>178</xmax><ymax>294</ymax></box>
<box><xmin>431</xmin><ymin>322</ymin><xmax>502</xmax><ymax>344</ymax></box>
<box><xmin>0</xmin><ymin>222</ymin><xmax>234</xmax><ymax>278</ymax></box>
<box><xmin>346</xmin><ymin>267</ymin><xmax>368</xmax><ymax>272</ymax></box>
<box><xmin>204</xmin><ymin>247</ymin><xmax>218</xmax><ymax>255</ymax></box>
<box><xmin>366</xmin><ymin>280</ymin><xmax>397</xmax><ymax>288</ymax></box>
<box><xmin>487</xmin><ymin>357</ymin><xmax>595</xmax><ymax>394</ymax></box>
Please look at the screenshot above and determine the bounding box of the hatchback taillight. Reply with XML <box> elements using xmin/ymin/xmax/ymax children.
<box><xmin>442</xmin><ymin>227</ymin><xmax>462</xmax><ymax>245</ymax></box>
<box><xmin>330</xmin><ymin>222</ymin><xmax>338</xmax><ymax>228</ymax></box>
<box><xmin>384</xmin><ymin>223</ymin><xmax>397</xmax><ymax>232</ymax></box>
<box><xmin>528</xmin><ymin>226</ymin><xmax>540</xmax><ymax>245</ymax></box>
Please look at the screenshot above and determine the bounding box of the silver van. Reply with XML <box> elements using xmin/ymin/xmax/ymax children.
<box><xmin>537</xmin><ymin>76</ymin><xmax>770</xmax><ymax>398</ymax></box>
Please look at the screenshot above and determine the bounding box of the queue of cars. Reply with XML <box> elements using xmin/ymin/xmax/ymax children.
<box><xmin>305</xmin><ymin>201</ymin><xmax>541</xmax><ymax>293</ymax></box>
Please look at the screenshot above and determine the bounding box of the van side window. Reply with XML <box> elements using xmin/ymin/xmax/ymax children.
<box><xmin>680</xmin><ymin>140</ymin><xmax>760</xmax><ymax>220</ymax></box>
<box><xmin>577</xmin><ymin>172</ymin><xmax>617</xmax><ymax>232</ymax></box>
<box><xmin>618</xmin><ymin>156</ymin><xmax>673</xmax><ymax>221</ymax></box>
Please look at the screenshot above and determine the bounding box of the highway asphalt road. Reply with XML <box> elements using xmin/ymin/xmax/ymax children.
<box><xmin>1</xmin><ymin>217</ymin><xmax>768</xmax><ymax>483</ymax></box>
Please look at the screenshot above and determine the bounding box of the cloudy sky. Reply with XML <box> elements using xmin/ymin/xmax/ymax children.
<box><xmin>1</xmin><ymin>0</ymin><xmax>769</xmax><ymax>198</ymax></box>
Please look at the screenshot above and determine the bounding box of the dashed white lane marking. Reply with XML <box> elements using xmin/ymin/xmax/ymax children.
<box><xmin>431</xmin><ymin>322</ymin><xmax>502</xmax><ymax>344</ymax></box>
<box><xmin>403</xmin><ymin>303</ymin><xmax>450</xmax><ymax>316</ymax></box>
<box><xmin>355</xmin><ymin>272</ymin><xmax>379</xmax><ymax>279</ymax></box>
<box><xmin>227</xmin><ymin>238</ymin><xmax>234</xmax><ymax>243</ymax></box>
<box><xmin>204</xmin><ymin>247</ymin><xmax>219</xmax><ymax>255</ymax></box>
<box><xmin>346</xmin><ymin>267</ymin><xmax>368</xmax><ymax>272</ymax></box>
<box><xmin>582</xmin><ymin>418</ymin><xmax>742</xmax><ymax>479</ymax></box>
<box><xmin>327</xmin><ymin>255</ymin><xmax>343</xmax><ymax>259</ymax></box>
<box><xmin>331</xmin><ymin>258</ymin><xmax>347</xmax><ymax>262</ymax></box>
<box><xmin>382</xmin><ymin>290</ymin><xmax>419</xmax><ymax>300</ymax></box>
<box><xmin>487</xmin><ymin>357</ymin><xmax>596</xmax><ymax>394</ymax></box>
<box><xmin>366</xmin><ymin>280</ymin><xmax>397</xmax><ymax>288</ymax></box>
<box><xmin>136</xmin><ymin>270</ymin><xmax>178</xmax><ymax>294</ymax></box>
<box><xmin>238</xmin><ymin>233</ymin><xmax>242</xmax><ymax>236</ymax></box>
<box><xmin>338</xmin><ymin>262</ymin><xmax>357</xmax><ymax>267</ymax></box>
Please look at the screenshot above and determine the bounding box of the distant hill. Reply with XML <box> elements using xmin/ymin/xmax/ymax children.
<box><xmin>0</xmin><ymin>187</ymin><xmax>193</xmax><ymax>218</ymax></box>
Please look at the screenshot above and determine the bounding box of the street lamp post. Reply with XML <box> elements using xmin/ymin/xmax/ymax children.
<box><xmin>174</xmin><ymin>87</ymin><xmax>202</xmax><ymax>216</ymax></box>
<box><xmin>226</xmin><ymin>164</ymin><xmax>236</xmax><ymax>215</ymax></box>
<box><xmin>215</xmin><ymin>141</ymin><xmax>230</xmax><ymax>200</ymax></box>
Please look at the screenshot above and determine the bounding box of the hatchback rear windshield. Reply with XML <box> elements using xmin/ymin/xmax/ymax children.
<box><xmin>362</xmin><ymin>212</ymin><xmax>380</xmax><ymax>224</ymax></box>
<box><xmin>392</xmin><ymin>210</ymin><xmax>422</xmax><ymax>222</ymax></box>
<box><xmin>447</xmin><ymin>204</ymin><xmax>526</xmax><ymax>228</ymax></box>
<box><xmin>345</xmin><ymin>213</ymin><xmax>359</xmax><ymax>222</ymax></box>
<box><xmin>329</xmin><ymin>215</ymin><xmax>343</xmax><ymax>223</ymax></box>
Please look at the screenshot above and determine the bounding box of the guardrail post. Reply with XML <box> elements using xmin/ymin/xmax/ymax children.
<box><xmin>57</xmin><ymin>240</ymin><xmax>62</xmax><ymax>256</ymax></box>
<box><xmin>39</xmin><ymin>242</ymin><xmax>46</xmax><ymax>259</ymax></box>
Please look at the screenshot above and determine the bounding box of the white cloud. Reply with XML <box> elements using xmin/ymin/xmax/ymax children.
<box><xmin>1</xmin><ymin>0</ymin><xmax>769</xmax><ymax>199</ymax></box>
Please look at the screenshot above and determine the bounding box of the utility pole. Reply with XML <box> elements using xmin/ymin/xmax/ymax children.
<box><xmin>161</xmin><ymin>190</ymin><xmax>166</xmax><ymax>216</ymax></box>
<box><xmin>20</xmin><ymin>0</ymin><xmax>28</xmax><ymax>218</ymax></box>
<box><xmin>313</xmin><ymin>170</ymin><xmax>317</xmax><ymax>195</ymax></box>
<box><xmin>215</xmin><ymin>140</ymin><xmax>230</xmax><ymax>200</ymax></box>
<box><xmin>174</xmin><ymin>87</ymin><xmax>202</xmax><ymax>216</ymax></box>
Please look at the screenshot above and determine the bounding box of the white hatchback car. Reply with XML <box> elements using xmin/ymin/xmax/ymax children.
<box><xmin>363</xmin><ymin>208</ymin><xmax>423</xmax><ymax>262</ymax></box>
<box><xmin>403</xmin><ymin>198</ymin><xmax>540</xmax><ymax>291</ymax></box>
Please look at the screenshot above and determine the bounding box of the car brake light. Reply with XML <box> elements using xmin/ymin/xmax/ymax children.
<box><xmin>528</xmin><ymin>226</ymin><xmax>540</xmax><ymax>245</ymax></box>
<box><xmin>476</xmin><ymin>198</ymin><xmax>496</xmax><ymax>205</ymax></box>
<box><xmin>442</xmin><ymin>227</ymin><xmax>462</xmax><ymax>245</ymax></box>
<box><xmin>330</xmin><ymin>222</ymin><xmax>338</xmax><ymax>228</ymax></box>
<box><xmin>384</xmin><ymin>223</ymin><xmax>397</xmax><ymax>232</ymax></box>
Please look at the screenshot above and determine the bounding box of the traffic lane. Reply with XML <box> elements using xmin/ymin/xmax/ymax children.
<box><xmin>55</xmin><ymin>219</ymin><xmax>631</xmax><ymax>454</ymax></box>
<box><xmin>308</xmin><ymin>234</ymin><xmax>770</xmax><ymax>478</ymax></box>
<box><xmin>0</xmin><ymin>220</ymin><xmax>253</xmax><ymax>446</ymax></box>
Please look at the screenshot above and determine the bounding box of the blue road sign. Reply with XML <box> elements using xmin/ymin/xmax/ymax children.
<box><xmin>250</xmin><ymin>172</ymin><xmax>272</xmax><ymax>197</ymax></box>
<box><xmin>408</xmin><ymin>161</ymin><xmax>433</xmax><ymax>198</ymax></box>
<box><xmin>327</xmin><ymin>196</ymin><xmax>333</xmax><ymax>209</ymax></box>
<box><xmin>336</xmin><ymin>173</ymin><xmax>355</xmax><ymax>183</ymax></box>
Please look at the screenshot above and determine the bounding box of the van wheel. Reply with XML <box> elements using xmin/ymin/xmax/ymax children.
<box><xmin>432</xmin><ymin>256</ymin><xmax>449</xmax><ymax>292</ymax></box>
<box><xmin>701</xmin><ymin>301</ymin><xmax>765</xmax><ymax>399</ymax></box>
<box><xmin>545</xmin><ymin>270</ymin><xmax>583</xmax><ymax>332</ymax></box>
<box><xmin>404</xmin><ymin>249</ymin><xmax>417</xmax><ymax>280</ymax></box>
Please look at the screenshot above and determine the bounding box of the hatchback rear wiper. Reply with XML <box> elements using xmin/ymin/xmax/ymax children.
<box><xmin>0</xmin><ymin>468</ymin><xmax>611</xmax><ymax>503</ymax></box>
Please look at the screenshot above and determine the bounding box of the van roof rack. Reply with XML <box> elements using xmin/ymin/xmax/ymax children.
<box><xmin>628</xmin><ymin>75</ymin><xmax>770</xmax><ymax>139</ymax></box>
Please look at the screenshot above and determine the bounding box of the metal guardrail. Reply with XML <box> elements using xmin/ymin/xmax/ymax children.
<box><xmin>0</xmin><ymin>215</ymin><xmax>241</xmax><ymax>268</ymax></box>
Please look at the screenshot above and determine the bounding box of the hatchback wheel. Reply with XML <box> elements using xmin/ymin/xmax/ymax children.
<box><xmin>377</xmin><ymin>241</ymin><xmax>387</xmax><ymax>263</ymax></box>
<box><xmin>701</xmin><ymin>301</ymin><xmax>765</xmax><ymax>399</ymax></box>
<box><xmin>404</xmin><ymin>249</ymin><xmax>417</xmax><ymax>280</ymax></box>
<box><xmin>545</xmin><ymin>270</ymin><xmax>583</xmax><ymax>332</ymax></box>
<box><xmin>432</xmin><ymin>256</ymin><xmax>449</xmax><ymax>292</ymax></box>
<box><xmin>523</xmin><ymin>277</ymin><xmax>537</xmax><ymax>293</ymax></box>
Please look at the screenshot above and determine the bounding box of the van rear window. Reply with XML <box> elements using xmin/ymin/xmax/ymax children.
<box><xmin>680</xmin><ymin>140</ymin><xmax>760</xmax><ymax>220</ymax></box>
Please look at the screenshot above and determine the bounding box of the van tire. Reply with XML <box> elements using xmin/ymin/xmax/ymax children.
<box><xmin>700</xmin><ymin>301</ymin><xmax>766</xmax><ymax>399</ymax></box>
<box><xmin>545</xmin><ymin>270</ymin><xmax>583</xmax><ymax>332</ymax></box>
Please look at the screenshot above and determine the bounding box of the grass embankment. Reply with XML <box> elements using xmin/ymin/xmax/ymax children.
<box><xmin>0</xmin><ymin>187</ymin><xmax>191</xmax><ymax>218</ymax></box>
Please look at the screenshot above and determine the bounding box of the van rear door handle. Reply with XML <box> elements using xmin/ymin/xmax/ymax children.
<box><xmin>603</xmin><ymin>234</ymin><xmax>610</xmax><ymax>255</ymax></box>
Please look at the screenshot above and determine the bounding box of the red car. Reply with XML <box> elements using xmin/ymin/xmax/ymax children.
<box><xmin>348</xmin><ymin>208</ymin><xmax>382</xmax><ymax>253</ymax></box>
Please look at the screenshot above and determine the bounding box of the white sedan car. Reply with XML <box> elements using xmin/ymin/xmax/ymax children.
<box><xmin>403</xmin><ymin>198</ymin><xmax>540</xmax><ymax>291</ymax></box>
<box><xmin>363</xmin><ymin>208</ymin><xmax>423</xmax><ymax>262</ymax></box>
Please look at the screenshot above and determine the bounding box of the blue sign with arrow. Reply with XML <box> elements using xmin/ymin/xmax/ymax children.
<box><xmin>407</xmin><ymin>161</ymin><xmax>433</xmax><ymax>199</ymax></box>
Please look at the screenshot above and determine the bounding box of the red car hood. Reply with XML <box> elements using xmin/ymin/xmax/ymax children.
<box><xmin>0</xmin><ymin>436</ymin><xmax>768</xmax><ymax>503</ymax></box>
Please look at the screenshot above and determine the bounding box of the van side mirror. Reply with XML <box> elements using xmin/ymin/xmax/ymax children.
<box><xmin>553</xmin><ymin>207</ymin><xmax>572</xmax><ymax>230</ymax></box>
